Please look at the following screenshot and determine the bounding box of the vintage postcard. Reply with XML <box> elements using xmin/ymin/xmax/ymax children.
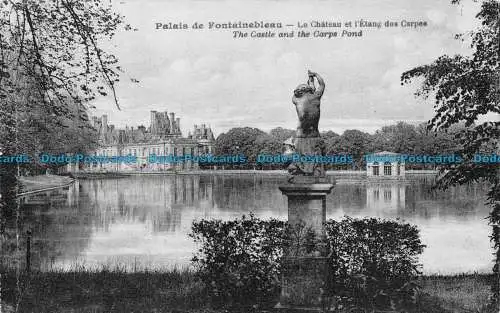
<box><xmin>0</xmin><ymin>0</ymin><xmax>498</xmax><ymax>312</ymax></box>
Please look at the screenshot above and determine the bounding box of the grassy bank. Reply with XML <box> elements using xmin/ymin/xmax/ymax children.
<box><xmin>0</xmin><ymin>268</ymin><xmax>494</xmax><ymax>313</ymax></box>
<box><xmin>418</xmin><ymin>274</ymin><xmax>493</xmax><ymax>312</ymax></box>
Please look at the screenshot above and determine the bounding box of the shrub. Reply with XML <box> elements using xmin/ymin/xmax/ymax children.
<box><xmin>189</xmin><ymin>214</ymin><xmax>287</xmax><ymax>307</ymax></box>
<box><xmin>190</xmin><ymin>214</ymin><xmax>425</xmax><ymax>310</ymax></box>
<box><xmin>324</xmin><ymin>216</ymin><xmax>426</xmax><ymax>309</ymax></box>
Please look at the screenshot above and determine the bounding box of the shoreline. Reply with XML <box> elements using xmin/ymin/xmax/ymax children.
<box><xmin>71</xmin><ymin>169</ymin><xmax>439</xmax><ymax>176</ymax></box>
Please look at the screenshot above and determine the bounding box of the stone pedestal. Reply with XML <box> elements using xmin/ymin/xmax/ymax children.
<box><xmin>279</xmin><ymin>183</ymin><xmax>334</xmax><ymax>236</ymax></box>
<box><xmin>276</xmin><ymin>183</ymin><xmax>335</xmax><ymax>311</ymax></box>
<box><xmin>275</xmin><ymin>256</ymin><xmax>332</xmax><ymax>311</ymax></box>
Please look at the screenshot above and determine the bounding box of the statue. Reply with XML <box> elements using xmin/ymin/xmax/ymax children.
<box><xmin>285</xmin><ymin>70</ymin><xmax>327</xmax><ymax>181</ymax></box>
<box><xmin>277</xmin><ymin>70</ymin><xmax>335</xmax><ymax>311</ymax></box>
<box><xmin>293</xmin><ymin>70</ymin><xmax>325</xmax><ymax>138</ymax></box>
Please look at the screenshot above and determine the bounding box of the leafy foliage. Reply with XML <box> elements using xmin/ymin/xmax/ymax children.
<box><xmin>0</xmin><ymin>0</ymin><xmax>132</xmax><ymax>107</ymax></box>
<box><xmin>0</xmin><ymin>1</ymin><xmax>131</xmax><ymax>175</ymax></box>
<box><xmin>328</xmin><ymin>129</ymin><xmax>371</xmax><ymax>170</ymax></box>
<box><xmin>190</xmin><ymin>214</ymin><xmax>288</xmax><ymax>307</ymax></box>
<box><xmin>325</xmin><ymin>216</ymin><xmax>425</xmax><ymax>310</ymax></box>
<box><xmin>190</xmin><ymin>215</ymin><xmax>425</xmax><ymax>310</ymax></box>
<box><xmin>215</xmin><ymin>127</ymin><xmax>282</xmax><ymax>169</ymax></box>
<box><xmin>0</xmin><ymin>1</ymin><xmax>131</xmax><ymax>263</ymax></box>
<box><xmin>214</xmin><ymin>123</ymin><xmax>465</xmax><ymax>171</ymax></box>
<box><xmin>269</xmin><ymin>127</ymin><xmax>295</xmax><ymax>143</ymax></box>
<box><xmin>401</xmin><ymin>0</ymin><xmax>499</xmax><ymax>306</ymax></box>
<box><xmin>370</xmin><ymin>122</ymin><xmax>419</xmax><ymax>154</ymax></box>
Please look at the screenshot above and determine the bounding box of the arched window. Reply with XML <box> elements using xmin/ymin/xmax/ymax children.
<box><xmin>384</xmin><ymin>162</ymin><xmax>392</xmax><ymax>176</ymax></box>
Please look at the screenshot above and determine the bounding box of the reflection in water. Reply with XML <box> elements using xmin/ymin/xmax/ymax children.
<box><xmin>366</xmin><ymin>183</ymin><xmax>405</xmax><ymax>212</ymax></box>
<box><xmin>13</xmin><ymin>174</ymin><xmax>494</xmax><ymax>274</ymax></box>
<box><xmin>12</xmin><ymin>181</ymin><xmax>93</xmax><ymax>271</ymax></box>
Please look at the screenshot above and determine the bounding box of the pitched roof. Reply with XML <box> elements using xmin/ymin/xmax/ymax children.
<box><xmin>372</xmin><ymin>151</ymin><xmax>400</xmax><ymax>156</ymax></box>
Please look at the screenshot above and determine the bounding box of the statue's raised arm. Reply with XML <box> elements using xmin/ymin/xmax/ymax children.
<box><xmin>308</xmin><ymin>70</ymin><xmax>325</xmax><ymax>98</ymax></box>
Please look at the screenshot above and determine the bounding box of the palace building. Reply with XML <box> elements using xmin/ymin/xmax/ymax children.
<box><xmin>82</xmin><ymin>111</ymin><xmax>215</xmax><ymax>172</ymax></box>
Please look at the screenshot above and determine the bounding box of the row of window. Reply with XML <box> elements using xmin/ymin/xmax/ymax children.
<box><xmin>372</xmin><ymin>163</ymin><xmax>402</xmax><ymax>176</ymax></box>
<box><xmin>98</xmin><ymin>150</ymin><xmax>116</xmax><ymax>157</ymax></box>
<box><xmin>97</xmin><ymin>146</ymin><xmax>212</xmax><ymax>157</ymax></box>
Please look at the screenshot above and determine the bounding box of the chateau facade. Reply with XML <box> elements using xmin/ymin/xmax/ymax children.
<box><xmin>84</xmin><ymin>111</ymin><xmax>215</xmax><ymax>172</ymax></box>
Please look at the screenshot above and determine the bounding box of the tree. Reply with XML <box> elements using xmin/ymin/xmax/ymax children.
<box><xmin>401</xmin><ymin>0</ymin><xmax>499</xmax><ymax>306</ymax></box>
<box><xmin>334</xmin><ymin>130</ymin><xmax>371</xmax><ymax>170</ymax></box>
<box><xmin>0</xmin><ymin>1</ymin><xmax>132</xmax><ymax>171</ymax></box>
<box><xmin>0</xmin><ymin>0</ymin><xmax>132</xmax><ymax>106</ymax></box>
<box><xmin>370</xmin><ymin>122</ymin><xmax>418</xmax><ymax>154</ymax></box>
<box><xmin>414</xmin><ymin>122</ymin><xmax>465</xmax><ymax>154</ymax></box>
<box><xmin>0</xmin><ymin>1</ymin><xmax>131</xmax><ymax>252</ymax></box>
<box><xmin>269</xmin><ymin>127</ymin><xmax>295</xmax><ymax>143</ymax></box>
<box><xmin>321</xmin><ymin>130</ymin><xmax>341</xmax><ymax>152</ymax></box>
<box><xmin>321</xmin><ymin>130</ymin><xmax>341</xmax><ymax>153</ymax></box>
<box><xmin>215</xmin><ymin>127</ymin><xmax>269</xmax><ymax>169</ymax></box>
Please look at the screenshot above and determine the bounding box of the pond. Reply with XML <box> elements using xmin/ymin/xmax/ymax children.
<box><xmin>11</xmin><ymin>174</ymin><xmax>494</xmax><ymax>274</ymax></box>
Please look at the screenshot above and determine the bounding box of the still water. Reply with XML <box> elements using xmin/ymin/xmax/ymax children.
<box><xmin>17</xmin><ymin>174</ymin><xmax>493</xmax><ymax>274</ymax></box>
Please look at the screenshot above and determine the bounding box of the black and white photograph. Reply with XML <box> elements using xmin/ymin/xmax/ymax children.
<box><xmin>0</xmin><ymin>0</ymin><xmax>499</xmax><ymax>312</ymax></box>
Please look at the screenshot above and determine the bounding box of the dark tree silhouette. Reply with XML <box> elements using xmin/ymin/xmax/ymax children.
<box><xmin>401</xmin><ymin>0</ymin><xmax>499</xmax><ymax>306</ymax></box>
<box><xmin>0</xmin><ymin>1</ymin><xmax>133</xmax><ymax>254</ymax></box>
<box><xmin>0</xmin><ymin>1</ymin><xmax>133</xmax><ymax>169</ymax></box>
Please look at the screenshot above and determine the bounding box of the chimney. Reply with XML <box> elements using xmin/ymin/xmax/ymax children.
<box><xmin>118</xmin><ymin>130</ymin><xmax>125</xmax><ymax>144</ymax></box>
<box><xmin>176</xmin><ymin>117</ymin><xmax>180</xmax><ymax>134</ymax></box>
<box><xmin>208</xmin><ymin>128</ymin><xmax>214</xmax><ymax>140</ymax></box>
<box><xmin>101</xmin><ymin>115</ymin><xmax>108</xmax><ymax>132</ymax></box>
<box><xmin>169</xmin><ymin>112</ymin><xmax>175</xmax><ymax>134</ymax></box>
<box><xmin>150</xmin><ymin>111</ymin><xmax>157</xmax><ymax>133</ymax></box>
<box><xmin>164</xmin><ymin>111</ymin><xmax>170</xmax><ymax>133</ymax></box>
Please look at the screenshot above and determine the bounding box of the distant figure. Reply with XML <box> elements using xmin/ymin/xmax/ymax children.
<box><xmin>292</xmin><ymin>70</ymin><xmax>325</xmax><ymax>138</ymax></box>
<box><xmin>283</xmin><ymin>137</ymin><xmax>295</xmax><ymax>156</ymax></box>
<box><xmin>282</xmin><ymin>137</ymin><xmax>299</xmax><ymax>174</ymax></box>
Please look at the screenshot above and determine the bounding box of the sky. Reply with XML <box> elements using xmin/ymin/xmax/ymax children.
<box><xmin>91</xmin><ymin>0</ymin><xmax>483</xmax><ymax>137</ymax></box>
